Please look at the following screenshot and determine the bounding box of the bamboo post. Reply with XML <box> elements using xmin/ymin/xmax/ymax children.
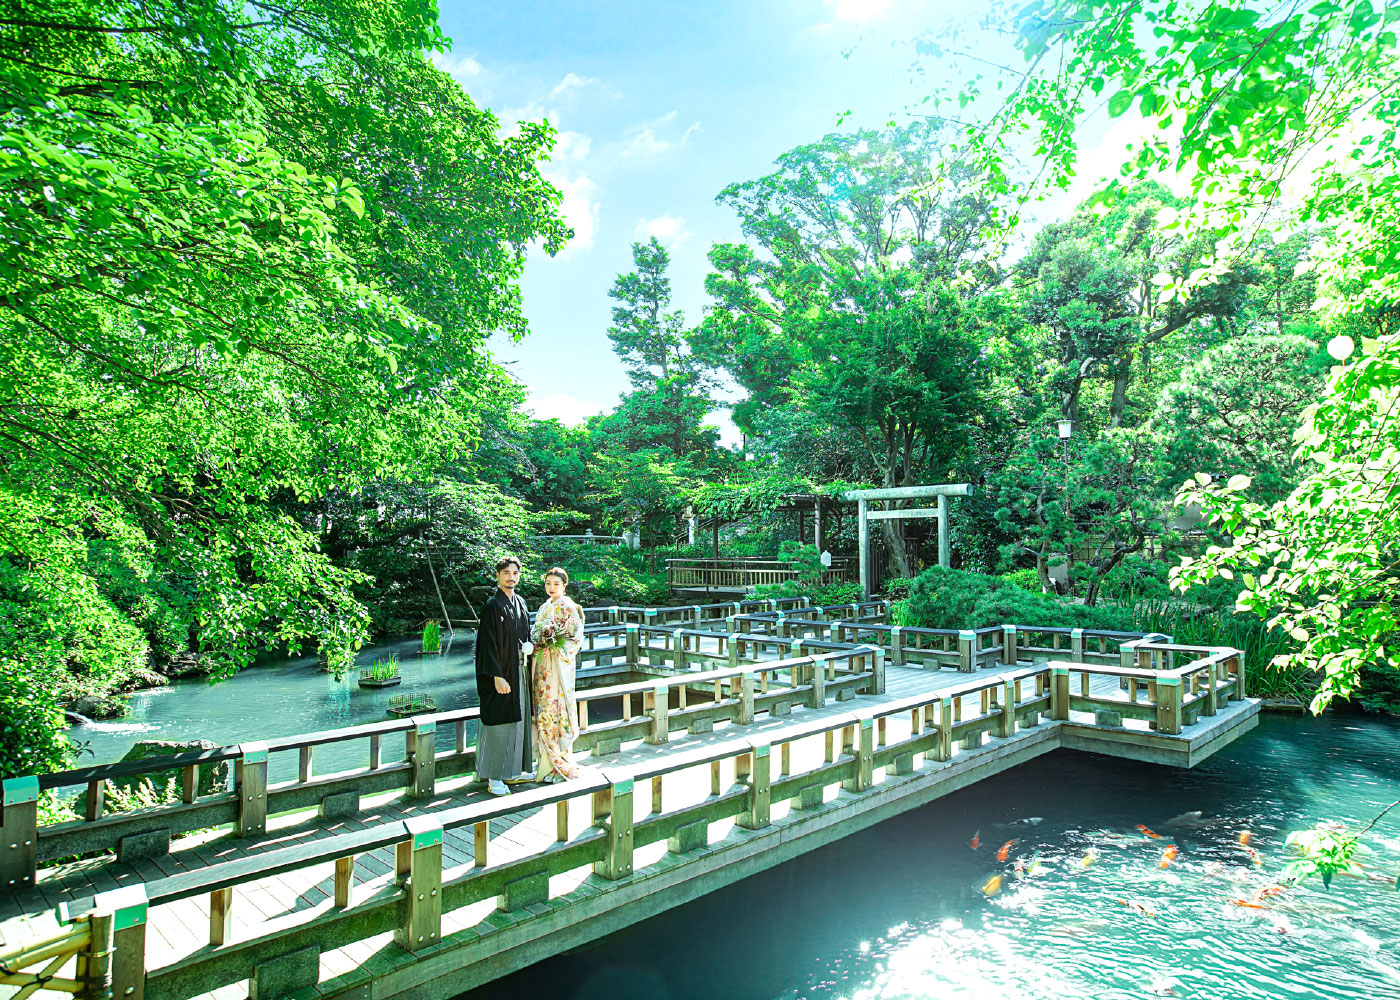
<box><xmin>395</xmin><ymin>817</ymin><xmax>443</xmax><ymax>953</ymax></box>
<box><xmin>235</xmin><ymin>742</ymin><xmax>268</xmax><ymax>838</ymax></box>
<box><xmin>77</xmin><ymin>908</ymin><xmax>114</xmax><ymax>998</ymax></box>
<box><xmin>93</xmin><ymin>885</ymin><xmax>147</xmax><ymax>1000</ymax></box>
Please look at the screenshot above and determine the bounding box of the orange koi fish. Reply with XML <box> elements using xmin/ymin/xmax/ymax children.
<box><xmin>1245</xmin><ymin>846</ymin><xmax>1264</xmax><ymax>866</ymax></box>
<box><xmin>1137</xmin><ymin>825</ymin><xmax>1163</xmax><ymax>839</ymax></box>
<box><xmin>1253</xmin><ymin>884</ymin><xmax>1288</xmax><ymax>901</ymax></box>
<box><xmin>982</xmin><ymin>875</ymin><xmax>1002</xmax><ymax>896</ymax></box>
<box><xmin>970</xmin><ymin>830</ymin><xmax>981</xmax><ymax>850</ymax></box>
<box><xmin>1229</xmin><ymin>897</ymin><xmax>1267</xmax><ymax>909</ymax></box>
<box><xmin>1160</xmin><ymin>845</ymin><xmax>1179</xmax><ymax>868</ymax></box>
<box><xmin>1238</xmin><ymin>830</ymin><xmax>1252</xmax><ymax>846</ymax></box>
<box><xmin>997</xmin><ymin>839</ymin><xmax>1018</xmax><ymax>862</ymax></box>
<box><xmin>1117</xmin><ymin>898</ymin><xmax>1156</xmax><ymax>916</ymax></box>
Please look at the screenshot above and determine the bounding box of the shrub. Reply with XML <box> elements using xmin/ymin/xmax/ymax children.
<box><xmin>997</xmin><ymin>568</ymin><xmax>1042</xmax><ymax>593</ymax></box>
<box><xmin>904</xmin><ymin>566</ymin><xmax>1001</xmax><ymax>629</ymax></box>
<box><xmin>904</xmin><ymin>565</ymin><xmax>1136</xmax><ymax>631</ymax></box>
<box><xmin>881</xmin><ymin>577</ymin><xmax>916</xmax><ymax>599</ymax></box>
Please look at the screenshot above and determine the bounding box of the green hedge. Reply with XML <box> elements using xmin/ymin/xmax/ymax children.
<box><xmin>903</xmin><ymin>566</ymin><xmax>1134</xmax><ymax>631</ymax></box>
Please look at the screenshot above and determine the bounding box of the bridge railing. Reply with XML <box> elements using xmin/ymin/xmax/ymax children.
<box><xmin>15</xmin><ymin>638</ymin><xmax>1244</xmax><ymax>999</ymax></box>
<box><xmin>36</xmin><ymin>662</ymin><xmax>1063</xmax><ymax>1000</ymax></box>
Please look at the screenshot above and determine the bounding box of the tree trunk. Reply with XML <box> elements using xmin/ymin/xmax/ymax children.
<box><xmin>880</xmin><ymin>518</ymin><xmax>912</xmax><ymax>579</ymax></box>
<box><xmin>1108</xmin><ymin>362</ymin><xmax>1131</xmax><ymax>428</ymax></box>
<box><xmin>422</xmin><ymin>536</ymin><xmax>454</xmax><ymax>635</ymax></box>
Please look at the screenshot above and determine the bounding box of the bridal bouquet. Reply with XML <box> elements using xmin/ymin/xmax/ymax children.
<box><xmin>531</xmin><ymin>602</ymin><xmax>574</xmax><ymax>652</ymax></box>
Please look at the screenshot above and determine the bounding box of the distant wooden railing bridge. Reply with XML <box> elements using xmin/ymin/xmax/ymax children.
<box><xmin>0</xmin><ymin>596</ymin><xmax>1258</xmax><ymax>1000</ymax></box>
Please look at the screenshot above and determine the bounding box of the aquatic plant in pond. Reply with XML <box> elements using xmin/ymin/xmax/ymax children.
<box><xmin>387</xmin><ymin>692</ymin><xmax>436</xmax><ymax>716</ymax></box>
<box><xmin>422</xmin><ymin>620</ymin><xmax>442</xmax><ymax>654</ymax></box>
<box><xmin>357</xmin><ymin>652</ymin><xmax>401</xmax><ymax>688</ymax></box>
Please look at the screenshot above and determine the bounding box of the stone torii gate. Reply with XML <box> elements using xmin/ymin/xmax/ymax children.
<box><xmin>842</xmin><ymin>483</ymin><xmax>974</xmax><ymax>599</ymax></box>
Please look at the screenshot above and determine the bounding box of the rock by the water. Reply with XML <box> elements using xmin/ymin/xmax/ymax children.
<box><xmin>116</xmin><ymin>740</ymin><xmax>230</xmax><ymax>797</ymax></box>
<box><xmin>70</xmin><ymin>693</ymin><xmax>128</xmax><ymax>720</ymax></box>
<box><xmin>120</xmin><ymin>668</ymin><xmax>168</xmax><ymax>692</ymax></box>
<box><xmin>164</xmin><ymin>652</ymin><xmax>213</xmax><ymax>679</ymax></box>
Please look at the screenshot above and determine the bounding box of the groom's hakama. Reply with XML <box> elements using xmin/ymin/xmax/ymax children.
<box><xmin>475</xmin><ymin>588</ymin><xmax>534</xmax><ymax>781</ymax></box>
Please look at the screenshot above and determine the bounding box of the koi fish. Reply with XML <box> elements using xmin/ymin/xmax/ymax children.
<box><xmin>1245</xmin><ymin>846</ymin><xmax>1264</xmax><ymax>866</ymax></box>
<box><xmin>1117</xmin><ymin>898</ymin><xmax>1156</xmax><ymax>916</ymax></box>
<box><xmin>1137</xmin><ymin>825</ymin><xmax>1163</xmax><ymax>839</ymax></box>
<box><xmin>997</xmin><ymin>839</ymin><xmax>1018</xmax><ymax>862</ymax></box>
<box><xmin>1160</xmin><ymin>845</ymin><xmax>1179</xmax><ymax>868</ymax></box>
<box><xmin>1078</xmin><ymin>850</ymin><xmax>1097</xmax><ymax>869</ymax></box>
<box><xmin>970</xmin><ymin>830</ymin><xmax>981</xmax><ymax>850</ymax></box>
<box><xmin>1229</xmin><ymin>897</ymin><xmax>1267</xmax><ymax>909</ymax></box>
<box><xmin>1027</xmin><ymin>859</ymin><xmax>1045</xmax><ymax>876</ymax></box>
<box><xmin>1254</xmin><ymin>884</ymin><xmax>1288</xmax><ymax>900</ymax></box>
<box><xmin>1238</xmin><ymin>830</ymin><xmax>1252</xmax><ymax>846</ymax></box>
<box><xmin>982</xmin><ymin>875</ymin><xmax>1002</xmax><ymax>896</ymax></box>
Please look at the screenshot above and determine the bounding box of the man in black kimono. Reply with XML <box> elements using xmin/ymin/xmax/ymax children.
<box><xmin>475</xmin><ymin>555</ymin><xmax>534</xmax><ymax>796</ymax></box>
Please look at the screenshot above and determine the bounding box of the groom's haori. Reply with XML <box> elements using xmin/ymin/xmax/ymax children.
<box><xmin>475</xmin><ymin>587</ymin><xmax>534</xmax><ymax>781</ymax></box>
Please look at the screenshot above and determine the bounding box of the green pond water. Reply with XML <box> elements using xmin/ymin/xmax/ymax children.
<box><xmin>459</xmin><ymin>713</ymin><xmax>1400</xmax><ymax>1000</ymax></box>
<box><xmin>68</xmin><ymin>652</ymin><xmax>1400</xmax><ymax>999</ymax></box>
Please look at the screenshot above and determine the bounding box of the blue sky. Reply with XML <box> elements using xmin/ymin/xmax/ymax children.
<box><xmin>432</xmin><ymin>1</ymin><xmax>1125</xmax><ymax>444</ymax></box>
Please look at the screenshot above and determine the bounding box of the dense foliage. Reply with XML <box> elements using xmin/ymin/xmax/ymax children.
<box><xmin>8</xmin><ymin>0</ymin><xmax>1399</xmax><ymax>777</ymax></box>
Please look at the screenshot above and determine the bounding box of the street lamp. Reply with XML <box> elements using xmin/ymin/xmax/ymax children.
<box><xmin>1056</xmin><ymin>419</ymin><xmax>1074</xmax><ymax>440</ymax></box>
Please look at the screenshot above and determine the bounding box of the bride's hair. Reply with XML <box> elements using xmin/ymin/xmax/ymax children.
<box><xmin>544</xmin><ymin>566</ymin><xmax>569</xmax><ymax>588</ymax></box>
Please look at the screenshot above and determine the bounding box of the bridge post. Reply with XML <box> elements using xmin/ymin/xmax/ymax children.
<box><xmin>93</xmin><ymin>884</ymin><xmax>147</xmax><ymax>1000</ymax></box>
<box><xmin>692</xmin><ymin>605</ymin><xmax>703</xmax><ymax>629</ymax></box>
<box><xmin>809</xmin><ymin>656</ymin><xmax>826</xmax><ymax>708</ymax></box>
<box><xmin>843</xmin><ymin>718</ymin><xmax>874</xmax><ymax>792</ymax></box>
<box><xmin>408</xmin><ymin>716</ymin><xmax>436</xmax><ymax>798</ymax></box>
<box><xmin>235</xmin><ymin>742</ymin><xmax>268</xmax><ymax>838</ymax></box>
<box><xmin>739</xmin><ymin>673</ymin><xmax>755</xmax><ymax>724</ymax></box>
<box><xmin>1155</xmin><ymin>677</ymin><xmax>1183</xmax><ymax>735</ymax></box>
<box><xmin>1</xmin><ymin>775</ymin><xmax>38</xmax><ymax>890</ymax></box>
<box><xmin>776</xmin><ymin>612</ymin><xmax>788</xmax><ymax>637</ymax></box>
<box><xmin>997</xmin><ymin>680</ymin><xmax>1016</xmax><ymax>738</ymax></box>
<box><xmin>608</xmin><ymin>605</ymin><xmax>619</xmax><ymax>626</ymax></box>
<box><xmin>936</xmin><ymin>698</ymin><xmax>953</xmax><ymax>761</ymax></box>
<box><xmin>831</xmin><ymin>619</ymin><xmax>845</xmax><ymax>643</ymax></box>
<box><xmin>737</xmin><ymin>741</ymin><xmax>771</xmax><ymax>829</ymax></box>
<box><xmin>593</xmin><ymin>774</ymin><xmax>634</xmax><ymax>880</ymax></box>
<box><xmin>868</xmin><ymin>645</ymin><xmax>886</xmax><ymax>695</ymax></box>
<box><xmin>957</xmin><ymin>630</ymin><xmax>976</xmax><ymax>673</ymax></box>
<box><xmin>648</xmin><ymin>685</ymin><xmax>670</xmax><ymax>745</ymax></box>
<box><xmin>672</xmin><ymin>628</ymin><xmax>688</xmax><ymax>671</ymax></box>
<box><xmin>396</xmin><ymin>817</ymin><xmax>443</xmax><ymax>952</ymax></box>
<box><xmin>1051</xmin><ymin>665</ymin><xmax>1070</xmax><ymax>720</ymax></box>
<box><xmin>1228</xmin><ymin>651</ymin><xmax>1246</xmax><ymax>700</ymax></box>
<box><xmin>726</xmin><ymin>614</ymin><xmax>738</xmax><ymax>635</ymax></box>
<box><xmin>1002</xmin><ymin>625</ymin><xmax>1019</xmax><ymax>666</ymax></box>
<box><xmin>1070</xmin><ymin>628</ymin><xmax>1085</xmax><ymax>662</ymax></box>
<box><xmin>889</xmin><ymin>625</ymin><xmax>904</xmax><ymax>665</ymax></box>
<box><xmin>625</xmin><ymin>623</ymin><xmax>640</xmax><ymax>666</ymax></box>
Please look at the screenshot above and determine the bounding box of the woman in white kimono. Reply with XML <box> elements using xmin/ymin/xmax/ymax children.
<box><xmin>530</xmin><ymin>566</ymin><xmax>585</xmax><ymax>782</ymax></box>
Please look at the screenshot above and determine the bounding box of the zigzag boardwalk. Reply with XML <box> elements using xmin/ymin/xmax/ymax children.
<box><xmin>0</xmin><ymin>598</ymin><xmax>1258</xmax><ymax>999</ymax></box>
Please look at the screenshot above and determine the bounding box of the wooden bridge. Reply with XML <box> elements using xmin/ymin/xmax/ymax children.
<box><xmin>0</xmin><ymin>597</ymin><xmax>1259</xmax><ymax>1000</ymax></box>
<box><xmin>665</xmin><ymin>558</ymin><xmax>858</xmax><ymax>597</ymax></box>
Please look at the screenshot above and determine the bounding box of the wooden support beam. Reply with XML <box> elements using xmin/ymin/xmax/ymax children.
<box><xmin>395</xmin><ymin>818</ymin><xmax>442</xmax><ymax>953</ymax></box>
<box><xmin>738</xmin><ymin>742</ymin><xmax>771</xmax><ymax>829</ymax></box>
<box><xmin>235</xmin><ymin>743</ymin><xmax>267</xmax><ymax>838</ymax></box>
<box><xmin>334</xmin><ymin>856</ymin><xmax>354</xmax><ymax>908</ymax></box>
<box><xmin>409</xmin><ymin>716</ymin><xmax>436</xmax><ymax>798</ymax></box>
<box><xmin>209</xmin><ymin>887</ymin><xmax>233</xmax><ymax>946</ymax></box>
<box><xmin>593</xmin><ymin>775</ymin><xmax>634</xmax><ymax>880</ymax></box>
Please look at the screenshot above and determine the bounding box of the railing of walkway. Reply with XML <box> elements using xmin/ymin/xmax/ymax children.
<box><xmin>665</xmin><ymin>557</ymin><xmax>858</xmax><ymax>592</ymax></box>
<box><xmin>6</xmin><ymin>637</ymin><xmax>1245</xmax><ymax>1000</ymax></box>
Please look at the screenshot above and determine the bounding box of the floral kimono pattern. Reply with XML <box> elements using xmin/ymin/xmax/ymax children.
<box><xmin>530</xmin><ymin>596</ymin><xmax>585</xmax><ymax>780</ymax></box>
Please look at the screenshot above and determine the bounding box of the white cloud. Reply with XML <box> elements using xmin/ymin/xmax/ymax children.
<box><xmin>549</xmin><ymin>72</ymin><xmax>601</xmax><ymax>99</ymax></box>
<box><xmin>544</xmin><ymin>171</ymin><xmax>600</xmax><ymax>255</ymax></box>
<box><xmin>531</xmin><ymin>392</ymin><xmax>608</xmax><ymax>425</ymax></box>
<box><xmin>830</xmin><ymin>0</ymin><xmax>893</xmax><ymax>21</ymax></box>
<box><xmin>634</xmin><ymin>214</ymin><xmax>693</xmax><ymax>244</ymax></box>
<box><xmin>618</xmin><ymin>110</ymin><xmax>701</xmax><ymax>159</ymax></box>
